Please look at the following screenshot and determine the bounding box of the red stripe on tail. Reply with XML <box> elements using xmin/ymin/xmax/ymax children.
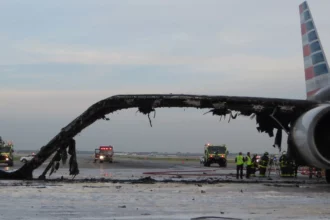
<box><xmin>303</xmin><ymin>45</ymin><xmax>310</xmax><ymax>57</ymax></box>
<box><xmin>301</xmin><ymin>23</ymin><xmax>307</xmax><ymax>35</ymax></box>
<box><xmin>305</xmin><ymin>66</ymin><xmax>314</xmax><ymax>80</ymax></box>
<box><xmin>307</xmin><ymin>88</ymin><xmax>320</xmax><ymax>97</ymax></box>
<box><xmin>299</xmin><ymin>4</ymin><xmax>304</xmax><ymax>14</ymax></box>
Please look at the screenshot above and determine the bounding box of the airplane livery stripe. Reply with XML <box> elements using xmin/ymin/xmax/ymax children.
<box><xmin>306</xmin><ymin>74</ymin><xmax>330</xmax><ymax>92</ymax></box>
<box><xmin>303</xmin><ymin>45</ymin><xmax>310</xmax><ymax>57</ymax></box>
<box><xmin>299</xmin><ymin>4</ymin><xmax>304</xmax><ymax>14</ymax></box>
<box><xmin>301</xmin><ymin>23</ymin><xmax>307</xmax><ymax>35</ymax></box>
<box><xmin>314</xmin><ymin>63</ymin><xmax>328</xmax><ymax>76</ymax></box>
<box><xmin>307</xmin><ymin>88</ymin><xmax>320</xmax><ymax>96</ymax></box>
<box><xmin>304</xmin><ymin>56</ymin><xmax>313</xmax><ymax>69</ymax></box>
<box><xmin>306</xmin><ymin>78</ymin><xmax>317</xmax><ymax>92</ymax></box>
<box><xmin>300</xmin><ymin>12</ymin><xmax>305</xmax><ymax>24</ymax></box>
<box><xmin>305</xmin><ymin>67</ymin><xmax>314</xmax><ymax>80</ymax></box>
<box><xmin>306</xmin><ymin>21</ymin><xmax>314</xmax><ymax>32</ymax></box>
<box><xmin>302</xmin><ymin>33</ymin><xmax>309</xmax><ymax>46</ymax></box>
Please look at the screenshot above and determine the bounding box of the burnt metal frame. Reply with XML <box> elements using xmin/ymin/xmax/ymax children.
<box><xmin>0</xmin><ymin>94</ymin><xmax>320</xmax><ymax>180</ymax></box>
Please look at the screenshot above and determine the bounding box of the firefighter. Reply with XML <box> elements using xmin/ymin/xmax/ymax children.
<box><xmin>279</xmin><ymin>151</ymin><xmax>294</xmax><ymax>177</ymax></box>
<box><xmin>250</xmin><ymin>154</ymin><xmax>258</xmax><ymax>177</ymax></box>
<box><xmin>259</xmin><ymin>152</ymin><xmax>269</xmax><ymax>177</ymax></box>
<box><xmin>245</xmin><ymin>152</ymin><xmax>252</xmax><ymax>178</ymax></box>
<box><xmin>235</xmin><ymin>152</ymin><xmax>245</xmax><ymax>179</ymax></box>
<box><xmin>279</xmin><ymin>151</ymin><xmax>288</xmax><ymax>176</ymax></box>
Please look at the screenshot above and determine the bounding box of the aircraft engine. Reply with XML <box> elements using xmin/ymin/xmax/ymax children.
<box><xmin>292</xmin><ymin>104</ymin><xmax>330</xmax><ymax>169</ymax></box>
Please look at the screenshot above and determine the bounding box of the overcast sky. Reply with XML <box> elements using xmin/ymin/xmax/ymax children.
<box><xmin>1</xmin><ymin>0</ymin><xmax>330</xmax><ymax>154</ymax></box>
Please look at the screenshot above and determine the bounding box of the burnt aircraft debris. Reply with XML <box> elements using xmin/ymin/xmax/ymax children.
<box><xmin>203</xmin><ymin>109</ymin><xmax>238</xmax><ymax>123</ymax></box>
<box><xmin>0</xmin><ymin>94</ymin><xmax>321</xmax><ymax>180</ymax></box>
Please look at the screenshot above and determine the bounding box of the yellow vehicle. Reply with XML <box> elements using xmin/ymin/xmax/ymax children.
<box><xmin>0</xmin><ymin>140</ymin><xmax>14</xmax><ymax>167</ymax></box>
<box><xmin>203</xmin><ymin>143</ymin><xmax>228</xmax><ymax>167</ymax></box>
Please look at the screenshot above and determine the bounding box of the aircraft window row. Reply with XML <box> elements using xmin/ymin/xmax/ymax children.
<box><xmin>306</xmin><ymin>21</ymin><xmax>314</xmax><ymax>32</ymax></box>
<box><xmin>310</xmin><ymin>41</ymin><xmax>321</xmax><ymax>53</ymax></box>
<box><xmin>314</xmin><ymin>63</ymin><xmax>328</xmax><ymax>76</ymax></box>
<box><xmin>304</xmin><ymin>11</ymin><xmax>311</xmax><ymax>21</ymax></box>
<box><xmin>311</xmin><ymin>52</ymin><xmax>325</xmax><ymax>65</ymax></box>
<box><xmin>308</xmin><ymin>30</ymin><xmax>317</xmax><ymax>42</ymax></box>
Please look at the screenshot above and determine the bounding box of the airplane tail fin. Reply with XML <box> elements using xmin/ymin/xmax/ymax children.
<box><xmin>299</xmin><ymin>1</ymin><xmax>330</xmax><ymax>99</ymax></box>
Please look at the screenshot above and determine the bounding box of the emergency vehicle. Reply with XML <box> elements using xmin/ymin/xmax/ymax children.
<box><xmin>0</xmin><ymin>140</ymin><xmax>14</xmax><ymax>167</ymax></box>
<box><xmin>203</xmin><ymin>143</ymin><xmax>228</xmax><ymax>167</ymax></box>
<box><xmin>94</xmin><ymin>146</ymin><xmax>114</xmax><ymax>163</ymax></box>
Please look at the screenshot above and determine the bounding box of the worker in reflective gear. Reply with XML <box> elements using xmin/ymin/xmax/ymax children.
<box><xmin>259</xmin><ymin>152</ymin><xmax>269</xmax><ymax>177</ymax></box>
<box><xmin>245</xmin><ymin>152</ymin><xmax>252</xmax><ymax>178</ymax></box>
<box><xmin>279</xmin><ymin>151</ymin><xmax>294</xmax><ymax>177</ymax></box>
<box><xmin>235</xmin><ymin>152</ymin><xmax>245</xmax><ymax>179</ymax></box>
<box><xmin>250</xmin><ymin>154</ymin><xmax>258</xmax><ymax>177</ymax></box>
<box><xmin>279</xmin><ymin>151</ymin><xmax>289</xmax><ymax>176</ymax></box>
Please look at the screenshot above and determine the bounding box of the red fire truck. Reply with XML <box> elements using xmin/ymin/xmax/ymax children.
<box><xmin>94</xmin><ymin>146</ymin><xmax>114</xmax><ymax>163</ymax></box>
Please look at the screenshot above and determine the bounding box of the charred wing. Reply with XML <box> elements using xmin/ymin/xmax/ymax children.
<box><xmin>0</xmin><ymin>94</ymin><xmax>321</xmax><ymax>179</ymax></box>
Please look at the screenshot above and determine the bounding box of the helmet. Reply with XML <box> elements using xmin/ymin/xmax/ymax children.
<box><xmin>264</xmin><ymin>152</ymin><xmax>269</xmax><ymax>156</ymax></box>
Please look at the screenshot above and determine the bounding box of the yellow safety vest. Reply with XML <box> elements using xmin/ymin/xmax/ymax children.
<box><xmin>236</xmin><ymin>155</ymin><xmax>244</xmax><ymax>165</ymax></box>
<box><xmin>246</xmin><ymin>156</ymin><xmax>252</xmax><ymax>166</ymax></box>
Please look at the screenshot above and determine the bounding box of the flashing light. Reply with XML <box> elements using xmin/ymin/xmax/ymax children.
<box><xmin>99</xmin><ymin>146</ymin><xmax>113</xmax><ymax>151</ymax></box>
<box><xmin>100</xmin><ymin>155</ymin><xmax>105</xmax><ymax>160</ymax></box>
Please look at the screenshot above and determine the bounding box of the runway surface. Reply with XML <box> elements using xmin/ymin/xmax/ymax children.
<box><xmin>0</xmin><ymin>154</ymin><xmax>329</xmax><ymax>219</ymax></box>
<box><xmin>1</xmin><ymin>153</ymin><xmax>325</xmax><ymax>182</ymax></box>
<box><xmin>4</xmin><ymin>153</ymin><xmax>237</xmax><ymax>180</ymax></box>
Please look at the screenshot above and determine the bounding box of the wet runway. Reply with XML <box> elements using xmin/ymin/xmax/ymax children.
<box><xmin>3</xmin><ymin>154</ymin><xmax>236</xmax><ymax>180</ymax></box>
<box><xmin>2</xmin><ymin>154</ymin><xmax>325</xmax><ymax>183</ymax></box>
<box><xmin>0</xmin><ymin>154</ymin><xmax>330</xmax><ymax>219</ymax></box>
<box><xmin>0</xmin><ymin>177</ymin><xmax>329</xmax><ymax>220</ymax></box>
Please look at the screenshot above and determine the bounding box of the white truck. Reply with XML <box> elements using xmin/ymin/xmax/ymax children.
<box><xmin>20</xmin><ymin>153</ymin><xmax>35</xmax><ymax>163</ymax></box>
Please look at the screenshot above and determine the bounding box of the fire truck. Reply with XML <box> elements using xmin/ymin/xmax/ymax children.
<box><xmin>0</xmin><ymin>139</ymin><xmax>14</xmax><ymax>167</ymax></box>
<box><xmin>203</xmin><ymin>143</ymin><xmax>228</xmax><ymax>167</ymax></box>
<box><xmin>94</xmin><ymin>146</ymin><xmax>114</xmax><ymax>163</ymax></box>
